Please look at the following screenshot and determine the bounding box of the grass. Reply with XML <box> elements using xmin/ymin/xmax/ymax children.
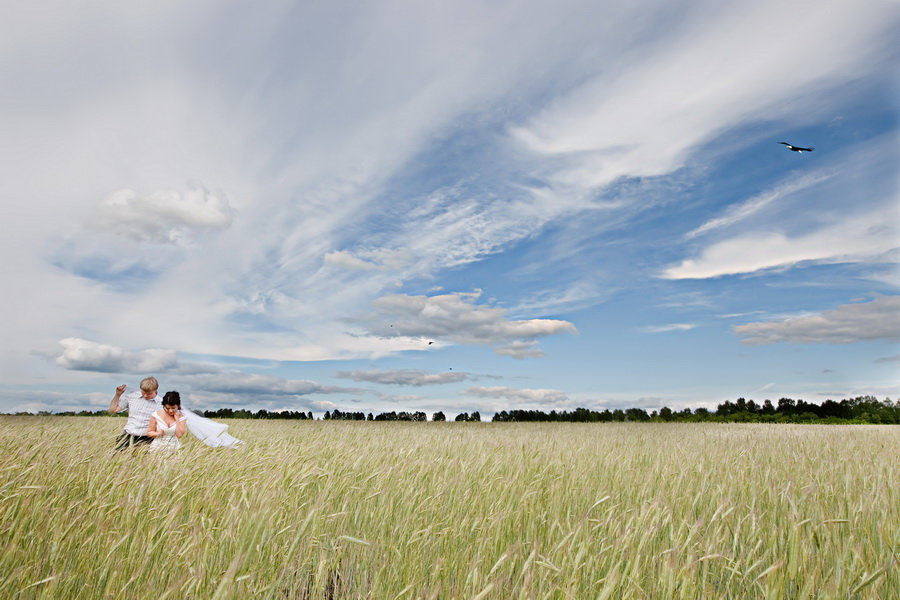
<box><xmin>1</xmin><ymin>417</ymin><xmax>897</xmax><ymax>598</ymax></box>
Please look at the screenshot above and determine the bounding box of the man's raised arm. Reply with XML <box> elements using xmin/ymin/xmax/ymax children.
<box><xmin>108</xmin><ymin>384</ymin><xmax>127</xmax><ymax>414</ymax></box>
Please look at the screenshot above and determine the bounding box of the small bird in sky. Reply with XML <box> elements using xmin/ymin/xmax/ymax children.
<box><xmin>778</xmin><ymin>142</ymin><xmax>814</xmax><ymax>153</ymax></box>
<box><xmin>428</xmin><ymin>341</ymin><xmax>433</xmax><ymax>345</ymax></box>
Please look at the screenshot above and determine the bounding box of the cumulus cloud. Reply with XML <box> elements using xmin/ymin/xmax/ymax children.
<box><xmin>56</xmin><ymin>338</ymin><xmax>178</xmax><ymax>373</ymax></box>
<box><xmin>338</xmin><ymin>369</ymin><xmax>470</xmax><ymax>386</ymax></box>
<box><xmin>363</xmin><ymin>291</ymin><xmax>576</xmax><ymax>357</ymax></box>
<box><xmin>53</xmin><ymin>338</ymin><xmax>225</xmax><ymax>375</ymax></box>
<box><xmin>311</xmin><ymin>400</ymin><xmax>338</xmax><ymax>410</ymax></box>
<box><xmin>179</xmin><ymin>371</ymin><xmax>362</xmax><ymax>396</ymax></box>
<box><xmin>95</xmin><ymin>186</ymin><xmax>233</xmax><ymax>244</ymax></box>
<box><xmin>494</xmin><ymin>340</ymin><xmax>545</xmax><ymax>359</ymax></box>
<box><xmin>733</xmin><ymin>296</ymin><xmax>900</xmax><ymax>345</ymax></box>
<box><xmin>662</xmin><ymin>206</ymin><xmax>898</xmax><ymax>279</ymax></box>
<box><xmin>463</xmin><ymin>386</ymin><xmax>569</xmax><ymax>404</ymax></box>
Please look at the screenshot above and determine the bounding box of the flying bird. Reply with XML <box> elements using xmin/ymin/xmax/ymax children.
<box><xmin>778</xmin><ymin>142</ymin><xmax>814</xmax><ymax>153</ymax></box>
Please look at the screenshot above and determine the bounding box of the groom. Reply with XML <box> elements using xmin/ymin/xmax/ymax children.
<box><xmin>108</xmin><ymin>376</ymin><xmax>163</xmax><ymax>451</ymax></box>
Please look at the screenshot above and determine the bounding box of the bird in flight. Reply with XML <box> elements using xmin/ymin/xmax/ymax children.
<box><xmin>778</xmin><ymin>142</ymin><xmax>814</xmax><ymax>153</ymax></box>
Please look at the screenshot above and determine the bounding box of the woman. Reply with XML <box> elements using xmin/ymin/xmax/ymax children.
<box><xmin>147</xmin><ymin>391</ymin><xmax>187</xmax><ymax>453</ymax></box>
<box><xmin>146</xmin><ymin>390</ymin><xmax>243</xmax><ymax>451</ymax></box>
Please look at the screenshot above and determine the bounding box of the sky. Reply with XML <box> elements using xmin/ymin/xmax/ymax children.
<box><xmin>1</xmin><ymin>0</ymin><xmax>898</xmax><ymax>418</ymax></box>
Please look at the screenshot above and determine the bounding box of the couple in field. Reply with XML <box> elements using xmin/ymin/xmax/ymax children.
<box><xmin>109</xmin><ymin>376</ymin><xmax>241</xmax><ymax>452</ymax></box>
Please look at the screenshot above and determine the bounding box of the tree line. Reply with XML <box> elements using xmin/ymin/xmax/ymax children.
<box><xmin>6</xmin><ymin>396</ymin><xmax>897</xmax><ymax>424</ymax></box>
<box><xmin>492</xmin><ymin>396</ymin><xmax>899</xmax><ymax>424</ymax></box>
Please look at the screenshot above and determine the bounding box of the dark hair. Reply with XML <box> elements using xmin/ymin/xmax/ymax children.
<box><xmin>162</xmin><ymin>391</ymin><xmax>181</xmax><ymax>407</ymax></box>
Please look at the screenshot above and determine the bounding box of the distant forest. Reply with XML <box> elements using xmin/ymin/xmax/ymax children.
<box><xmin>8</xmin><ymin>396</ymin><xmax>898</xmax><ymax>424</ymax></box>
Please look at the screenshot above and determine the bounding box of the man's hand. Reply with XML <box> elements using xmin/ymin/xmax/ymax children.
<box><xmin>109</xmin><ymin>385</ymin><xmax>127</xmax><ymax>414</ymax></box>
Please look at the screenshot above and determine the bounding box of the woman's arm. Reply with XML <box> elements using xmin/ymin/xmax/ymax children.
<box><xmin>147</xmin><ymin>413</ymin><xmax>160</xmax><ymax>438</ymax></box>
<box><xmin>175</xmin><ymin>412</ymin><xmax>187</xmax><ymax>438</ymax></box>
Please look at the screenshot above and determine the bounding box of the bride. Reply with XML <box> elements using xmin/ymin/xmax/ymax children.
<box><xmin>147</xmin><ymin>390</ymin><xmax>242</xmax><ymax>452</ymax></box>
<box><xmin>147</xmin><ymin>391</ymin><xmax>187</xmax><ymax>453</ymax></box>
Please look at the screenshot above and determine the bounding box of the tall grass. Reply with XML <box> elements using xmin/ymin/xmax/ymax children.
<box><xmin>1</xmin><ymin>417</ymin><xmax>896</xmax><ymax>598</ymax></box>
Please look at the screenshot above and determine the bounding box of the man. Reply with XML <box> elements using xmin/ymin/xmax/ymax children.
<box><xmin>109</xmin><ymin>376</ymin><xmax>163</xmax><ymax>451</ymax></box>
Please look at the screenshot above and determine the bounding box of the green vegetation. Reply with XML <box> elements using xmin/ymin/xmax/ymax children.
<box><xmin>1</xmin><ymin>418</ymin><xmax>896</xmax><ymax>598</ymax></box>
<box><xmin>19</xmin><ymin>395</ymin><xmax>898</xmax><ymax>424</ymax></box>
<box><xmin>494</xmin><ymin>396</ymin><xmax>900</xmax><ymax>424</ymax></box>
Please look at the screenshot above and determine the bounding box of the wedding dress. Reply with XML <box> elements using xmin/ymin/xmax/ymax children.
<box><xmin>182</xmin><ymin>408</ymin><xmax>243</xmax><ymax>448</ymax></box>
<box><xmin>147</xmin><ymin>412</ymin><xmax>182</xmax><ymax>453</ymax></box>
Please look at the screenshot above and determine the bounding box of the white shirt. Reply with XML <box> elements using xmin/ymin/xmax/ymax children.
<box><xmin>117</xmin><ymin>391</ymin><xmax>162</xmax><ymax>436</ymax></box>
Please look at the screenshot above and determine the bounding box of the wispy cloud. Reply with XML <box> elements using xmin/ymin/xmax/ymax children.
<box><xmin>686</xmin><ymin>171</ymin><xmax>833</xmax><ymax>238</ymax></box>
<box><xmin>733</xmin><ymin>296</ymin><xmax>900</xmax><ymax>345</ymax></box>
<box><xmin>323</xmin><ymin>251</ymin><xmax>384</xmax><ymax>271</ymax></box>
<box><xmin>1</xmin><ymin>1</ymin><xmax>897</xmax><ymax>414</ymax></box>
<box><xmin>662</xmin><ymin>206</ymin><xmax>898</xmax><ymax>279</ymax></box>
<box><xmin>338</xmin><ymin>369</ymin><xmax>471</xmax><ymax>386</ymax></box>
<box><xmin>641</xmin><ymin>323</ymin><xmax>697</xmax><ymax>334</ymax></box>
<box><xmin>512</xmin><ymin>1</ymin><xmax>895</xmax><ymax>194</ymax></box>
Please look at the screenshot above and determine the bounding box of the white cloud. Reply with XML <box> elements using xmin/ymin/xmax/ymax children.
<box><xmin>495</xmin><ymin>341</ymin><xmax>545</xmax><ymax>359</ymax></box>
<box><xmin>687</xmin><ymin>171</ymin><xmax>834</xmax><ymax>238</ymax></box>
<box><xmin>338</xmin><ymin>369</ymin><xmax>470</xmax><ymax>386</ymax></box>
<box><xmin>512</xmin><ymin>1</ymin><xmax>896</xmax><ymax>192</ymax></box>
<box><xmin>612</xmin><ymin>397</ymin><xmax>672</xmax><ymax>410</ymax></box>
<box><xmin>378</xmin><ymin>394</ymin><xmax>426</xmax><ymax>404</ymax></box>
<box><xmin>324</xmin><ymin>248</ymin><xmax>408</xmax><ymax>271</ymax></box>
<box><xmin>323</xmin><ymin>251</ymin><xmax>382</xmax><ymax>271</ymax></box>
<box><xmin>95</xmin><ymin>187</ymin><xmax>233</xmax><ymax>244</ymax></box>
<box><xmin>178</xmin><ymin>371</ymin><xmax>362</xmax><ymax>397</ymax></box>
<box><xmin>0</xmin><ymin>390</ymin><xmax>111</xmax><ymax>414</ymax></box>
<box><xmin>311</xmin><ymin>400</ymin><xmax>338</xmax><ymax>411</ymax></box>
<box><xmin>363</xmin><ymin>291</ymin><xmax>577</xmax><ymax>357</ymax></box>
<box><xmin>662</xmin><ymin>206</ymin><xmax>899</xmax><ymax>279</ymax></box>
<box><xmin>55</xmin><ymin>338</ymin><xmax>178</xmax><ymax>373</ymax></box>
<box><xmin>511</xmin><ymin>280</ymin><xmax>611</xmax><ymax>315</ymax></box>
<box><xmin>641</xmin><ymin>323</ymin><xmax>697</xmax><ymax>334</ymax></box>
<box><xmin>464</xmin><ymin>386</ymin><xmax>569</xmax><ymax>404</ymax></box>
<box><xmin>1</xmin><ymin>0</ymin><xmax>897</xmax><ymax>409</ymax></box>
<box><xmin>733</xmin><ymin>296</ymin><xmax>900</xmax><ymax>345</ymax></box>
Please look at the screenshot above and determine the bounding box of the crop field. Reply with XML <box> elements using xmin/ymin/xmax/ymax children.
<box><xmin>1</xmin><ymin>417</ymin><xmax>897</xmax><ymax>599</ymax></box>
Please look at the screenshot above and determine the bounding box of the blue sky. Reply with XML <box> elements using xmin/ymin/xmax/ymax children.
<box><xmin>1</xmin><ymin>0</ymin><xmax>897</xmax><ymax>417</ymax></box>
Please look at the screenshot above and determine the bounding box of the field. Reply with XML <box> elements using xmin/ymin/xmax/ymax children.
<box><xmin>1</xmin><ymin>417</ymin><xmax>897</xmax><ymax>599</ymax></box>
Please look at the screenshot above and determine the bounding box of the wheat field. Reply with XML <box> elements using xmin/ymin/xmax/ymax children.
<box><xmin>1</xmin><ymin>417</ymin><xmax>896</xmax><ymax>599</ymax></box>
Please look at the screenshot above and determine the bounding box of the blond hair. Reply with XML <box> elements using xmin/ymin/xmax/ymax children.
<box><xmin>140</xmin><ymin>377</ymin><xmax>159</xmax><ymax>392</ymax></box>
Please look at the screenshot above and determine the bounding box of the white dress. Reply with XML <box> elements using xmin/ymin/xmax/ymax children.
<box><xmin>147</xmin><ymin>411</ymin><xmax>183</xmax><ymax>453</ymax></box>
